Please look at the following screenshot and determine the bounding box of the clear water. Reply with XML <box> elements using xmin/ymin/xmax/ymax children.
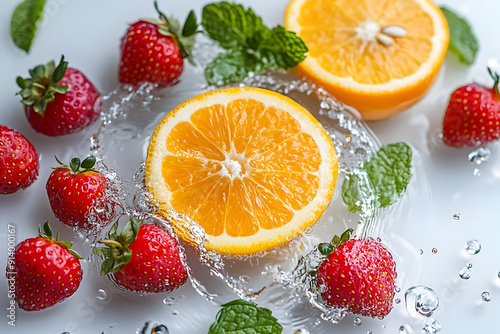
<box><xmin>404</xmin><ymin>286</ymin><xmax>439</xmax><ymax>319</ymax></box>
<box><xmin>59</xmin><ymin>35</ymin><xmax>429</xmax><ymax>333</ymax></box>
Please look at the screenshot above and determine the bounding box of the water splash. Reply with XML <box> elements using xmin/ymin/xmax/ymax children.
<box><xmin>404</xmin><ymin>286</ymin><xmax>439</xmax><ymax>319</ymax></box>
<box><xmin>465</xmin><ymin>240</ymin><xmax>481</xmax><ymax>255</ymax></box>
<box><xmin>399</xmin><ymin>324</ymin><xmax>414</xmax><ymax>334</ymax></box>
<box><xmin>422</xmin><ymin>317</ymin><xmax>441</xmax><ymax>333</ymax></box>
<box><xmin>481</xmin><ymin>291</ymin><xmax>491</xmax><ymax>302</ymax></box>
<box><xmin>459</xmin><ymin>266</ymin><xmax>472</xmax><ymax>280</ymax></box>
<box><xmin>468</xmin><ymin>147</ymin><xmax>490</xmax><ymax>165</ymax></box>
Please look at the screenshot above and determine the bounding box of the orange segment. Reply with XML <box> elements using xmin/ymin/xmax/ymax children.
<box><xmin>285</xmin><ymin>0</ymin><xmax>450</xmax><ymax>120</ymax></box>
<box><xmin>145</xmin><ymin>87</ymin><xmax>338</xmax><ymax>256</ymax></box>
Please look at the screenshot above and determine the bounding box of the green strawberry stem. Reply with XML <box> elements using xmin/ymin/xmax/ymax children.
<box><xmin>318</xmin><ymin>228</ymin><xmax>353</xmax><ymax>256</ymax></box>
<box><xmin>16</xmin><ymin>55</ymin><xmax>69</xmax><ymax>115</ymax></box>
<box><xmin>93</xmin><ymin>219</ymin><xmax>142</xmax><ymax>275</ymax></box>
<box><xmin>38</xmin><ymin>221</ymin><xmax>83</xmax><ymax>259</ymax></box>
<box><xmin>150</xmin><ymin>0</ymin><xmax>198</xmax><ymax>59</ymax></box>
<box><xmin>54</xmin><ymin>155</ymin><xmax>97</xmax><ymax>174</ymax></box>
<box><xmin>488</xmin><ymin>67</ymin><xmax>500</xmax><ymax>98</ymax></box>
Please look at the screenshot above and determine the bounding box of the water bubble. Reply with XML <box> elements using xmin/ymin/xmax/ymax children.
<box><xmin>422</xmin><ymin>317</ymin><xmax>441</xmax><ymax>333</ymax></box>
<box><xmin>459</xmin><ymin>267</ymin><xmax>472</xmax><ymax>280</ymax></box>
<box><xmin>96</xmin><ymin>289</ymin><xmax>107</xmax><ymax>301</ymax></box>
<box><xmin>453</xmin><ymin>213</ymin><xmax>460</xmax><ymax>221</ymax></box>
<box><xmin>405</xmin><ymin>286</ymin><xmax>439</xmax><ymax>319</ymax></box>
<box><xmin>353</xmin><ymin>317</ymin><xmax>362</xmax><ymax>326</ymax></box>
<box><xmin>399</xmin><ymin>324</ymin><xmax>415</xmax><ymax>334</ymax></box>
<box><xmin>431</xmin><ymin>248</ymin><xmax>438</xmax><ymax>254</ymax></box>
<box><xmin>466</xmin><ymin>262</ymin><xmax>473</xmax><ymax>269</ymax></box>
<box><xmin>481</xmin><ymin>291</ymin><xmax>491</xmax><ymax>302</ymax></box>
<box><xmin>294</xmin><ymin>329</ymin><xmax>310</xmax><ymax>334</ymax></box>
<box><xmin>468</xmin><ymin>147</ymin><xmax>490</xmax><ymax>165</ymax></box>
<box><xmin>465</xmin><ymin>239</ymin><xmax>481</xmax><ymax>255</ymax></box>
<box><xmin>163</xmin><ymin>296</ymin><xmax>176</xmax><ymax>306</ymax></box>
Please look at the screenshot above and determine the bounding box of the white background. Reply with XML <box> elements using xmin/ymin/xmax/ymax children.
<box><xmin>1</xmin><ymin>0</ymin><xmax>500</xmax><ymax>333</ymax></box>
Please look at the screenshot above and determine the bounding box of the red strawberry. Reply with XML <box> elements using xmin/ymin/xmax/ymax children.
<box><xmin>46</xmin><ymin>156</ymin><xmax>108</xmax><ymax>230</ymax></box>
<box><xmin>16</xmin><ymin>56</ymin><xmax>101</xmax><ymax>136</ymax></box>
<box><xmin>315</xmin><ymin>229</ymin><xmax>397</xmax><ymax>319</ymax></box>
<box><xmin>6</xmin><ymin>221</ymin><xmax>83</xmax><ymax>311</ymax></box>
<box><xmin>119</xmin><ymin>1</ymin><xmax>198</xmax><ymax>87</ymax></box>
<box><xmin>0</xmin><ymin>125</ymin><xmax>39</xmax><ymax>194</ymax></box>
<box><xmin>442</xmin><ymin>68</ymin><xmax>500</xmax><ymax>147</ymax></box>
<box><xmin>93</xmin><ymin>219</ymin><xmax>188</xmax><ymax>293</ymax></box>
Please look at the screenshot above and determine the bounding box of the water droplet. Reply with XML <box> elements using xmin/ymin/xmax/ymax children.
<box><xmin>419</xmin><ymin>249</ymin><xmax>424</xmax><ymax>255</ymax></box>
<box><xmin>96</xmin><ymin>289</ymin><xmax>107</xmax><ymax>301</ymax></box>
<box><xmin>399</xmin><ymin>324</ymin><xmax>415</xmax><ymax>334</ymax></box>
<box><xmin>465</xmin><ymin>239</ymin><xmax>481</xmax><ymax>255</ymax></box>
<box><xmin>405</xmin><ymin>286</ymin><xmax>439</xmax><ymax>319</ymax></box>
<box><xmin>395</xmin><ymin>286</ymin><xmax>401</xmax><ymax>293</ymax></box>
<box><xmin>473</xmin><ymin>168</ymin><xmax>481</xmax><ymax>176</ymax></box>
<box><xmin>422</xmin><ymin>317</ymin><xmax>441</xmax><ymax>333</ymax></box>
<box><xmin>468</xmin><ymin>146</ymin><xmax>490</xmax><ymax>165</ymax></box>
<box><xmin>459</xmin><ymin>266</ymin><xmax>472</xmax><ymax>280</ymax></box>
<box><xmin>453</xmin><ymin>213</ymin><xmax>460</xmax><ymax>221</ymax></box>
<box><xmin>172</xmin><ymin>310</ymin><xmax>179</xmax><ymax>316</ymax></box>
<box><xmin>294</xmin><ymin>329</ymin><xmax>310</xmax><ymax>334</ymax></box>
<box><xmin>353</xmin><ymin>317</ymin><xmax>362</xmax><ymax>326</ymax></box>
<box><xmin>481</xmin><ymin>291</ymin><xmax>491</xmax><ymax>302</ymax></box>
<box><xmin>395</xmin><ymin>298</ymin><xmax>401</xmax><ymax>304</ymax></box>
<box><xmin>497</xmin><ymin>270</ymin><xmax>500</xmax><ymax>279</ymax></box>
<box><xmin>432</xmin><ymin>248</ymin><xmax>438</xmax><ymax>254</ymax></box>
<box><xmin>466</xmin><ymin>262</ymin><xmax>473</xmax><ymax>269</ymax></box>
<box><xmin>163</xmin><ymin>296</ymin><xmax>176</xmax><ymax>306</ymax></box>
<box><xmin>367</xmin><ymin>331</ymin><xmax>373</xmax><ymax>334</ymax></box>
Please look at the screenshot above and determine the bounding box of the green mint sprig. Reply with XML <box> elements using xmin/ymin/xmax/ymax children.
<box><xmin>342</xmin><ymin>142</ymin><xmax>413</xmax><ymax>213</ymax></box>
<box><xmin>201</xmin><ymin>2</ymin><xmax>308</xmax><ymax>86</ymax></box>
<box><xmin>10</xmin><ymin>0</ymin><xmax>47</xmax><ymax>53</ymax></box>
<box><xmin>208</xmin><ymin>299</ymin><xmax>283</xmax><ymax>334</ymax></box>
<box><xmin>440</xmin><ymin>7</ymin><xmax>479</xmax><ymax>65</ymax></box>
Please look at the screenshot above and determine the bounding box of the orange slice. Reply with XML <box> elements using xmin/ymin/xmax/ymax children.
<box><xmin>285</xmin><ymin>0</ymin><xmax>450</xmax><ymax>120</ymax></box>
<box><xmin>145</xmin><ymin>87</ymin><xmax>338</xmax><ymax>256</ymax></box>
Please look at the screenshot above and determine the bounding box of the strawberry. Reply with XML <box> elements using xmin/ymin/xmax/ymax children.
<box><xmin>46</xmin><ymin>156</ymin><xmax>108</xmax><ymax>230</ymax></box>
<box><xmin>16</xmin><ymin>55</ymin><xmax>101</xmax><ymax>136</ymax></box>
<box><xmin>442</xmin><ymin>68</ymin><xmax>500</xmax><ymax>147</ymax></box>
<box><xmin>315</xmin><ymin>229</ymin><xmax>397</xmax><ymax>319</ymax></box>
<box><xmin>118</xmin><ymin>1</ymin><xmax>198</xmax><ymax>87</ymax></box>
<box><xmin>6</xmin><ymin>221</ymin><xmax>83</xmax><ymax>311</ymax></box>
<box><xmin>93</xmin><ymin>219</ymin><xmax>188</xmax><ymax>293</ymax></box>
<box><xmin>0</xmin><ymin>125</ymin><xmax>39</xmax><ymax>194</ymax></box>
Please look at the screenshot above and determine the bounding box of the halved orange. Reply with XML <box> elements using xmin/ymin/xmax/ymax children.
<box><xmin>145</xmin><ymin>87</ymin><xmax>338</xmax><ymax>256</ymax></box>
<box><xmin>285</xmin><ymin>0</ymin><xmax>450</xmax><ymax>120</ymax></box>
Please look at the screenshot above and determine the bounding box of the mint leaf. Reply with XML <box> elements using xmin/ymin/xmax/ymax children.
<box><xmin>259</xmin><ymin>26</ymin><xmax>308</xmax><ymax>69</ymax></box>
<box><xmin>202</xmin><ymin>2</ymin><xmax>268</xmax><ymax>49</ymax></box>
<box><xmin>201</xmin><ymin>2</ymin><xmax>307</xmax><ymax>85</ymax></box>
<box><xmin>342</xmin><ymin>142</ymin><xmax>412</xmax><ymax>213</ymax></box>
<box><xmin>208</xmin><ymin>299</ymin><xmax>283</xmax><ymax>334</ymax></box>
<box><xmin>440</xmin><ymin>7</ymin><xmax>479</xmax><ymax>65</ymax></box>
<box><xmin>10</xmin><ymin>0</ymin><xmax>46</xmax><ymax>53</ymax></box>
<box><xmin>205</xmin><ymin>49</ymin><xmax>261</xmax><ymax>85</ymax></box>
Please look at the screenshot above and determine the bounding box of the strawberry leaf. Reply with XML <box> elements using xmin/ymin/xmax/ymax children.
<box><xmin>342</xmin><ymin>142</ymin><xmax>412</xmax><ymax>212</ymax></box>
<box><xmin>208</xmin><ymin>299</ymin><xmax>283</xmax><ymax>334</ymax></box>
<box><xmin>93</xmin><ymin>219</ymin><xmax>142</xmax><ymax>275</ymax></box>
<box><xmin>182</xmin><ymin>10</ymin><xmax>198</xmax><ymax>37</ymax></box>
